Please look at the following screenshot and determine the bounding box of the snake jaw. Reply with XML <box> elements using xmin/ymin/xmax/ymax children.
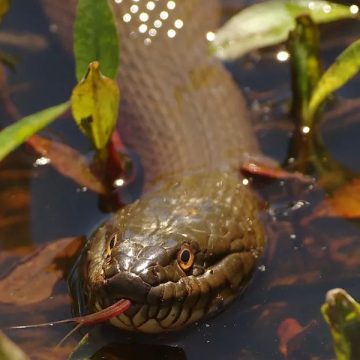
<box><xmin>104</xmin><ymin>271</ymin><xmax>152</xmax><ymax>305</ymax></box>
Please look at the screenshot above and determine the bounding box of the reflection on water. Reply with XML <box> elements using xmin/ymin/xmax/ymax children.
<box><xmin>0</xmin><ymin>0</ymin><xmax>359</xmax><ymax>359</ymax></box>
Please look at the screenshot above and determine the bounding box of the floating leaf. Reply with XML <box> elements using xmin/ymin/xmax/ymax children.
<box><xmin>0</xmin><ymin>101</ymin><xmax>69</xmax><ymax>162</ymax></box>
<box><xmin>74</xmin><ymin>0</ymin><xmax>119</xmax><ymax>81</ymax></box>
<box><xmin>213</xmin><ymin>0</ymin><xmax>356</xmax><ymax>60</ymax></box>
<box><xmin>322</xmin><ymin>288</ymin><xmax>360</xmax><ymax>360</ymax></box>
<box><xmin>0</xmin><ymin>331</ymin><xmax>29</xmax><ymax>360</ymax></box>
<box><xmin>0</xmin><ymin>237</ymin><xmax>83</xmax><ymax>305</ymax></box>
<box><xmin>27</xmin><ymin>135</ymin><xmax>106</xmax><ymax>194</ymax></box>
<box><xmin>308</xmin><ymin>39</ymin><xmax>360</xmax><ymax>123</ymax></box>
<box><xmin>71</xmin><ymin>61</ymin><xmax>120</xmax><ymax>150</ymax></box>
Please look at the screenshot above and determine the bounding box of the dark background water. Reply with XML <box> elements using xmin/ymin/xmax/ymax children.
<box><xmin>0</xmin><ymin>1</ymin><xmax>359</xmax><ymax>359</ymax></box>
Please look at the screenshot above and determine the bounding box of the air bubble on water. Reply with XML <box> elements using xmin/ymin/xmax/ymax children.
<box><xmin>258</xmin><ymin>264</ymin><xmax>266</xmax><ymax>272</ymax></box>
<box><xmin>76</xmin><ymin>186</ymin><xmax>88</xmax><ymax>193</ymax></box>
<box><xmin>33</xmin><ymin>156</ymin><xmax>50</xmax><ymax>167</ymax></box>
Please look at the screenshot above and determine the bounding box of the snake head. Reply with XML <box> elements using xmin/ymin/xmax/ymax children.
<box><xmin>84</xmin><ymin>171</ymin><xmax>265</xmax><ymax>333</ymax></box>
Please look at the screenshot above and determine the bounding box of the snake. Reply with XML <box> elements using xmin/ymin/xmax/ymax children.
<box><xmin>40</xmin><ymin>0</ymin><xmax>266</xmax><ymax>333</ymax></box>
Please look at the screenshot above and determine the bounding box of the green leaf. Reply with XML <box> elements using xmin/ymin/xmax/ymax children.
<box><xmin>74</xmin><ymin>0</ymin><xmax>119</xmax><ymax>81</ymax></box>
<box><xmin>0</xmin><ymin>101</ymin><xmax>69</xmax><ymax>162</ymax></box>
<box><xmin>213</xmin><ymin>0</ymin><xmax>357</xmax><ymax>60</ymax></box>
<box><xmin>321</xmin><ymin>288</ymin><xmax>360</xmax><ymax>360</ymax></box>
<box><xmin>288</xmin><ymin>15</ymin><xmax>321</xmax><ymax>125</ymax></box>
<box><xmin>308</xmin><ymin>39</ymin><xmax>360</xmax><ymax>123</ymax></box>
<box><xmin>71</xmin><ymin>61</ymin><xmax>120</xmax><ymax>150</ymax></box>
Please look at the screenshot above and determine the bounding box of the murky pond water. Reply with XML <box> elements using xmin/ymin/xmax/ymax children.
<box><xmin>0</xmin><ymin>0</ymin><xmax>359</xmax><ymax>359</ymax></box>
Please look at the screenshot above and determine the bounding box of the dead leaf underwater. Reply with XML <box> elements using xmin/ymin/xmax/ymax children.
<box><xmin>0</xmin><ymin>236</ymin><xmax>84</xmax><ymax>306</ymax></box>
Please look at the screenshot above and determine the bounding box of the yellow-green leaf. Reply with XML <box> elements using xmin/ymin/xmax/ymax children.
<box><xmin>213</xmin><ymin>0</ymin><xmax>357</xmax><ymax>60</ymax></box>
<box><xmin>308</xmin><ymin>39</ymin><xmax>360</xmax><ymax>123</ymax></box>
<box><xmin>0</xmin><ymin>0</ymin><xmax>11</xmax><ymax>23</ymax></box>
<box><xmin>71</xmin><ymin>61</ymin><xmax>120</xmax><ymax>150</ymax></box>
<box><xmin>321</xmin><ymin>289</ymin><xmax>360</xmax><ymax>360</ymax></box>
<box><xmin>0</xmin><ymin>331</ymin><xmax>29</xmax><ymax>360</ymax></box>
<box><xmin>0</xmin><ymin>101</ymin><xmax>70</xmax><ymax>162</ymax></box>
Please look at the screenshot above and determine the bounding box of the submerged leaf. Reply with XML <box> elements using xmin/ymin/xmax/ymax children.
<box><xmin>0</xmin><ymin>101</ymin><xmax>70</xmax><ymax>162</ymax></box>
<box><xmin>277</xmin><ymin>318</ymin><xmax>317</xmax><ymax>359</ymax></box>
<box><xmin>0</xmin><ymin>237</ymin><xmax>83</xmax><ymax>305</ymax></box>
<box><xmin>213</xmin><ymin>0</ymin><xmax>356</xmax><ymax>60</ymax></box>
<box><xmin>0</xmin><ymin>331</ymin><xmax>29</xmax><ymax>360</ymax></box>
<box><xmin>27</xmin><ymin>135</ymin><xmax>107</xmax><ymax>194</ymax></box>
<box><xmin>308</xmin><ymin>39</ymin><xmax>360</xmax><ymax>123</ymax></box>
<box><xmin>74</xmin><ymin>0</ymin><xmax>119</xmax><ymax>81</ymax></box>
<box><xmin>71</xmin><ymin>61</ymin><xmax>120</xmax><ymax>150</ymax></box>
<box><xmin>322</xmin><ymin>288</ymin><xmax>360</xmax><ymax>360</ymax></box>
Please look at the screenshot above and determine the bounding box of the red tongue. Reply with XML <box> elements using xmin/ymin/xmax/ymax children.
<box><xmin>7</xmin><ymin>298</ymin><xmax>131</xmax><ymax>329</ymax></box>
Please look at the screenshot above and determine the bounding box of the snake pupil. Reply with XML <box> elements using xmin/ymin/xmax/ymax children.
<box><xmin>180</xmin><ymin>250</ymin><xmax>190</xmax><ymax>263</ymax></box>
<box><xmin>109</xmin><ymin>234</ymin><xmax>117</xmax><ymax>249</ymax></box>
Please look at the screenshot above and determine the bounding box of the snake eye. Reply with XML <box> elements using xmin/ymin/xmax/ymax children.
<box><xmin>177</xmin><ymin>244</ymin><xmax>194</xmax><ymax>271</ymax></box>
<box><xmin>106</xmin><ymin>234</ymin><xmax>118</xmax><ymax>257</ymax></box>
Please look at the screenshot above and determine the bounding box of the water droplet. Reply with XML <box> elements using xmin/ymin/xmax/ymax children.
<box><xmin>174</xmin><ymin>19</ymin><xmax>183</xmax><ymax>29</ymax></box>
<box><xmin>138</xmin><ymin>24</ymin><xmax>148</xmax><ymax>33</ymax></box>
<box><xmin>123</xmin><ymin>13</ymin><xmax>131</xmax><ymax>22</ymax></box>
<box><xmin>130</xmin><ymin>4</ymin><xmax>139</xmax><ymax>13</ymax></box>
<box><xmin>206</xmin><ymin>31</ymin><xmax>215</xmax><ymax>42</ymax></box>
<box><xmin>139</xmin><ymin>12</ymin><xmax>149</xmax><ymax>22</ymax></box>
<box><xmin>160</xmin><ymin>11</ymin><xmax>168</xmax><ymax>20</ymax></box>
<box><xmin>350</xmin><ymin>4</ymin><xmax>359</xmax><ymax>14</ymax></box>
<box><xmin>167</xmin><ymin>1</ymin><xmax>176</xmax><ymax>10</ymax></box>
<box><xmin>154</xmin><ymin>19</ymin><xmax>162</xmax><ymax>28</ymax></box>
<box><xmin>276</xmin><ymin>50</ymin><xmax>289</xmax><ymax>62</ymax></box>
<box><xmin>167</xmin><ymin>29</ymin><xmax>176</xmax><ymax>38</ymax></box>
<box><xmin>146</xmin><ymin>1</ymin><xmax>156</xmax><ymax>10</ymax></box>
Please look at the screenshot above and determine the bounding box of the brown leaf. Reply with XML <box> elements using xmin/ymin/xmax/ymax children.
<box><xmin>0</xmin><ymin>237</ymin><xmax>84</xmax><ymax>305</ymax></box>
<box><xmin>27</xmin><ymin>134</ymin><xmax>107</xmax><ymax>194</ymax></box>
<box><xmin>305</xmin><ymin>178</ymin><xmax>360</xmax><ymax>222</ymax></box>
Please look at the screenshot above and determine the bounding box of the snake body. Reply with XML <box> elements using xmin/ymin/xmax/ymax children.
<box><xmin>41</xmin><ymin>0</ymin><xmax>266</xmax><ymax>333</ymax></box>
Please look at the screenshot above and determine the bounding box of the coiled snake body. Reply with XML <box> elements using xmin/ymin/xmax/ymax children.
<box><xmin>41</xmin><ymin>0</ymin><xmax>266</xmax><ymax>333</ymax></box>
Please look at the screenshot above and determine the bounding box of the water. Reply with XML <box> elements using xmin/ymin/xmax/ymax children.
<box><xmin>0</xmin><ymin>1</ymin><xmax>359</xmax><ymax>359</ymax></box>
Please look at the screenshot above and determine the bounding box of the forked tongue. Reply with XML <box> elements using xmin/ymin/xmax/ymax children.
<box><xmin>6</xmin><ymin>299</ymin><xmax>131</xmax><ymax>345</ymax></box>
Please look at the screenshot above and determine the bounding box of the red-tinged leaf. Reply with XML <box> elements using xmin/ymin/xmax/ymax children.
<box><xmin>0</xmin><ymin>237</ymin><xmax>84</xmax><ymax>305</ymax></box>
<box><xmin>305</xmin><ymin>178</ymin><xmax>360</xmax><ymax>222</ymax></box>
<box><xmin>27</xmin><ymin>134</ymin><xmax>107</xmax><ymax>194</ymax></box>
<box><xmin>277</xmin><ymin>318</ymin><xmax>318</xmax><ymax>359</ymax></box>
<box><xmin>242</xmin><ymin>160</ymin><xmax>314</xmax><ymax>183</ymax></box>
<box><xmin>277</xmin><ymin>318</ymin><xmax>304</xmax><ymax>357</ymax></box>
